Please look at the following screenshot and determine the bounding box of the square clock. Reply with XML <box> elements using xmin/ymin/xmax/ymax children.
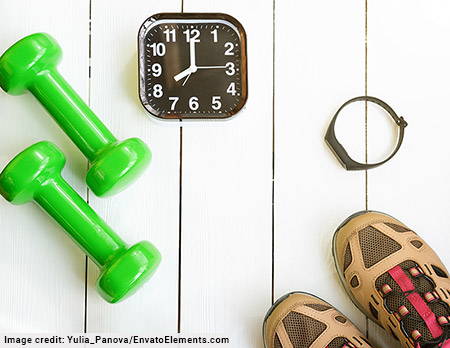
<box><xmin>138</xmin><ymin>13</ymin><xmax>248</xmax><ymax>120</ymax></box>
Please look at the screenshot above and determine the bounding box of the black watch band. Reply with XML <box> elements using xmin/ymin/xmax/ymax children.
<box><xmin>325</xmin><ymin>96</ymin><xmax>408</xmax><ymax>171</ymax></box>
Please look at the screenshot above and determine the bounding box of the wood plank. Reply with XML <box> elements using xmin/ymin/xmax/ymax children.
<box><xmin>180</xmin><ymin>0</ymin><xmax>273</xmax><ymax>345</ymax></box>
<box><xmin>0</xmin><ymin>0</ymin><xmax>89</xmax><ymax>331</ymax></box>
<box><xmin>274</xmin><ymin>0</ymin><xmax>368</xmax><ymax>337</ymax></box>
<box><xmin>86</xmin><ymin>0</ymin><xmax>182</xmax><ymax>333</ymax></box>
<box><xmin>368</xmin><ymin>1</ymin><xmax>450</xmax><ymax>345</ymax></box>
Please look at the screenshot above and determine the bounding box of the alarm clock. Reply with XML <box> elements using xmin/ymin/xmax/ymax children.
<box><xmin>138</xmin><ymin>13</ymin><xmax>248</xmax><ymax>120</ymax></box>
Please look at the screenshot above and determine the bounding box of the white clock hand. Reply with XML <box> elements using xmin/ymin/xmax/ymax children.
<box><xmin>189</xmin><ymin>39</ymin><xmax>197</xmax><ymax>69</ymax></box>
<box><xmin>175</xmin><ymin>64</ymin><xmax>226</xmax><ymax>81</ymax></box>
<box><xmin>174</xmin><ymin>66</ymin><xmax>195</xmax><ymax>82</ymax></box>
<box><xmin>182</xmin><ymin>73</ymin><xmax>192</xmax><ymax>86</ymax></box>
<box><xmin>196</xmin><ymin>65</ymin><xmax>227</xmax><ymax>69</ymax></box>
<box><xmin>174</xmin><ymin>40</ymin><xmax>198</xmax><ymax>82</ymax></box>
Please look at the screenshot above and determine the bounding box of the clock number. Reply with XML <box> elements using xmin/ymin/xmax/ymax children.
<box><xmin>189</xmin><ymin>96</ymin><xmax>199</xmax><ymax>111</ymax></box>
<box><xmin>149</xmin><ymin>43</ymin><xmax>166</xmax><ymax>56</ymax></box>
<box><xmin>151</xmin><ymin>63</ymin><xmax>162</xmax><ymax>77</ymax></box>
<box><xmin>225</xmin><ymin>62</ymin><xmax>236</xmax><ymax>76</ymax></box>
<box><xmin>227</xmin><ymin>82</ymin><xmax>237</xmax><ymax>96</ymax></box>
<box><xmin>169</xmin><ymin>96</ymin><xmax>179</xmax><ymax>110</ymax></box>
<box><xmin>212</xmin><ymin>96</ymin><xmax>222</xmax><ymax>111</ymax></box>
<box><xmin>163</xmin><ymin>28</ymin><xmax>176</xmax><ymax>42</ymax></box>
<box><xmin>211</xmin><ymin>29</ymin><xmax>218</xmax><ymax>43</ymax></box>
<box><xmin>224</xmin><ymin>42</ymin><xmax>234</xmax><ymax>55</ymax></box>
<box><xmin>153</xmin><ymin>84</ymin><xmax>163</xmax><ymax>98</ymax></box>
<box><xmin>183</xmin><ymin>29</ymin><xmax>200</xmax><ymax>42</ymax></box>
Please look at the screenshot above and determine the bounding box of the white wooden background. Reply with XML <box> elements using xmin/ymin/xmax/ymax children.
<box><xmin>1</xmin><ymin>1</ymin><xmax>450</xmax><ymax>347</ymax></box>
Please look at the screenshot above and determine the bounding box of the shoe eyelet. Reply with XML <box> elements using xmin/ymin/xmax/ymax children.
<box><xmin>399</xmin><ymin>305</ymin><xmax>410</xmax><ymax>317</ymax></box>
<box><xmin>411</xmin><ymin>330</ymin><xmax>422</xmax><ymax>341</ymax></box>
<box><xmin>438</xmin><ymin>316</ymin><xmax>449</xmax><ymax>326</ymax></box>
<box><xmin>380</xmin><ymin>284</ymin><xmax>392</xmax><ymax>296</ymax></box>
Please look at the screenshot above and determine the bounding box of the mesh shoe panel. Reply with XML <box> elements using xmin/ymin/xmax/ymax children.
<box><xmin>384</xmin><ymin>222</ymin><xmax>411</xmax><ymax>233</ymax></box>
<box><xmin>274</xmin><ymin>334</ymin><xmax>282</xmax><ymax>348</ymax></box>
<box><xmin>375</xmin><ymin>260</ymin><xmax>450</xmax><ymax>343</ymax></box>
<box><xmin>350</xmin><ymin>275</ymin><xmax>360</xmax><ymax>288</ymax></box>
<box><xmin>344</xmin><ymin>243</ymin><xmax>353</xmax><ymax>272</ymax></box>
<box><xmin>328</xmin><ymin>337</ymin><xmax>348</xmax><ymax>348</ymax></box>
<box><xmin>410</xmin><ymin>240</ymin><xmax>423</xmax><ymax>249</ymax></box>
<box><xmin>282</xmin><ymin>312</ymin><xmax>326</xmax><ymax>347</ymax></box>
<box><xmin>359</xmin><ymin>226</ymin><xmax>401</xmax><ymax>268</ymax></box>
<box><xmin>335</xmin><ymin>315</ymin><xmax>347</xmax><ymax>323</ymax></box>
<box><xmin>305</xmin><ymin>303</ymin><xmax>332</xmax><ymax>312</ymax></box>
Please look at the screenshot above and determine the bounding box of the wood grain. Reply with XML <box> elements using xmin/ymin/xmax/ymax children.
<box><xmin>0</xmin><ymin>0</ymin><xmax>89</xmax><ymax>332</ymax></box>
<box><xmin>274</xmin><ymin>0</ymin><xmax>367</xmax><ymax>334</ymax></box>
<box><xmin>180</xmin><ymin>0</ymin><xmax>273</xmax><ymax>346</ymax></box>
<box><xmin>86</xmin><ymin>0</ymin><xmax>182</xmax><ymax>333</ymax></box>
<box><xmin>1</xmin><ymin>2</ymin><xmax>448</xmax><ymax>347</ymax></box>
<box><xmin>368</xmin><ymin>1</ymin><xmax>450</xmax><ymax>345</ymax></box>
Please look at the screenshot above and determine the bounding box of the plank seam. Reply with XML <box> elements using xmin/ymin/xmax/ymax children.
<box><xmin>271</xmin><ymin>0</ymin><xmax>276</xmax><ymax>305</ymax></box>
<box><xmin>365</xmin><ymin>0</ymin><xmax>369</xmax><ymax>212</ymax></box>
<box><xmin>364</xmin><ymin>0</ymin><xmax>369</xmax><ymax>339</ymax></box>
<box><xmin>177</xmin><ymin>124</ymin><xmax>183</xmax><ymax>334</ymax></box>
<box><xmin>83</xmin><ymin>0</ymin><xmax>93</xmax><ymax>334</ymax></box>
<box><xmin>177</xmin><ymin>0</ymin><xmax>184</xmax><ymax>335</ymax></box>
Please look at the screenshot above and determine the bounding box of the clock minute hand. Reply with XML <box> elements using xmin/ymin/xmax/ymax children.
<box><xmin>189</xmin><ymin>39</ymin><xmax>197</xmax><ymax>69</ymax></box>
<box><xmin>175</xmin><ymin>64</ymin><xmax>226</xmax><ymax>82</ymax></box>
<box><xmin>174</xmin><ymin>40</ymin><xmax>198</xmax><ymax>82</ymax></box>
<box><xmin>196</xmin><ymin>65</ymin><xmax>227</xmax><ymax>69</ymax></box>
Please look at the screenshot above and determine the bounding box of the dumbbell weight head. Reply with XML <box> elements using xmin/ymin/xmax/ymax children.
<box><xmin>0</xmin><ymin>33</ymin><xmax>151</xmax><ymax>197</ymax></box>
<box><xmin>0</xmin><ymin>33</ymin><xmax>62</xmax><ymax>95</ymax></box>
<box><xmin>87</xmin><ymin>138</ymin><xmax>151</xmax><ymax>197</ymax></box>
<box><xmin>0</xmin><ymin>142</ymin><xmax>161</xmax><ymax>303</ymax></box>
<box><xmin>98</xmin><ymin>241</ymin><xmax>160</xmax><ymax>303</ymax></box>
<box><xmin>0</xmin><ymin>141</ymin><xmax>65</xmax><ymax>204</ymax></box>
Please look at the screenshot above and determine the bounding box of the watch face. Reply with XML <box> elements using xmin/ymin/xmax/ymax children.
<box><xmin>138</xmin><ymin>13</ymin><xmax>247</xmax><ymax>120</ymax></box>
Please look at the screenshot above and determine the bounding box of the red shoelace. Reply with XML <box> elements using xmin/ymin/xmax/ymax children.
<box><xmin>380</xmin><ymin>264</ymin><xmax>450</xmax><ymax>348</ymax></box>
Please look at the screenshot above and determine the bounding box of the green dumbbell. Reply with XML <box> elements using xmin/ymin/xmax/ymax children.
<box><xmin>0</xmin><ymin>33</ymin><xmax>151</xmax><ymax>197</ymax></box>
<box><xmin>0</xmin><ymin>141</ymin><xmax>161</xmax><ymax>303</ymax></box>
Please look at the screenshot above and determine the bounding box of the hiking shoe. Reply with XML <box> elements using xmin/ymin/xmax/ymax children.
<box><xmin>333</xmin><ymin>211</ymin><xmax>450</xmax><ymax>347</ymax></box>
<box><xmin>263</xmin><ymin>292</ymin><xmax>373</xmax><ymax>347</ymax></box>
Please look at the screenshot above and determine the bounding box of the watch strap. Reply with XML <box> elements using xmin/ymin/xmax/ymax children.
<box><xmin>325</xmin><ymin>96</ymin><xmax>407</xmax><ymax>171</ymax></box>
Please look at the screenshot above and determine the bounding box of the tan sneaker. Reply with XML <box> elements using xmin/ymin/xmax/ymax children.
<box><xmin>262</xmin><ymin>292</ymin><xmax>373</xmax><ymax>348</ymax></box>
<box><xmin>333</xmin><ymin>211</ymin><xmax>450</xmax><ymax>347</ymax></box>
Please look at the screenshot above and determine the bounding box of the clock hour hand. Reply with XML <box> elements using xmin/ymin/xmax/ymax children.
<box><xmin>174</xmin><ymin>66</ymin><xmax>195</xmax><ymax>82</ymax></box>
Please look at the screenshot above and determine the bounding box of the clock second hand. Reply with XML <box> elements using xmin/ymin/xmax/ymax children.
<box><xmin>182</xmin><ymin>73</ymin><xmax>192</xmax><ymax>86</ymax></box>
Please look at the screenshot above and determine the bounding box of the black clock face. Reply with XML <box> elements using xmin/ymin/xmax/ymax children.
<box><xmin>138</xmin><ymin>13</ymin><xmax>247</xmax><ymax>119</ymax></box>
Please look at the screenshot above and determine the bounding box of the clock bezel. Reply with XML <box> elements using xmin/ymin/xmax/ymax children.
<box><xmin>138</xmin><ymin>12</ymin><xmax>248</xmax><ymax>120</ymax></box>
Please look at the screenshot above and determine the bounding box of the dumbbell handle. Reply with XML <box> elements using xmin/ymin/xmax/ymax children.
<box><xmin>35</xmin><ymin>176</ymin><xmax>127</xmax><ymax>267</ymax></box>
<box><xmin>29</xmin><ymin>70</ymin><xmax>117</xmax><ymax>162</ymax></box>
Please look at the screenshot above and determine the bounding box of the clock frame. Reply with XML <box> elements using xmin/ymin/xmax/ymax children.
<box><xmin>138</xmin><ymin>13</ymin><xmax>248</xmax><ymax>120</ymax></box>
